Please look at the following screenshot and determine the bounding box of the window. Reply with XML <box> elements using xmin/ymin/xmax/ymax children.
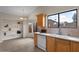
<box><xmin>47</xmin><ymin>9</ymin><xmax>77</xmax><ymax>28</ymax></box>
<box><xmin>59</xmin><ymin>10</ymin><xmax>77</xmax><ymax>28</ymax></box>
<box><xmin>48</xmin><ymin>14</ymin><xmax>58</xmax><ymax>28</ymax></box>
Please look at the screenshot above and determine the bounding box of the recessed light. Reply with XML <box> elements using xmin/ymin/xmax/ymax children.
<box><xmin>20</xmin><ymin>17</ymin><xmax>23</xmax><ymax>20</ymax></box>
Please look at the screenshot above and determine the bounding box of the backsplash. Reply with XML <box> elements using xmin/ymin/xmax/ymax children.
<box><xmin>47</xmin><ymin>28</ymin><xmax>59</xmax><ymax>34</ymax></box>
<box><xmin>47</xmin><ymin>28</ymin><xmax>79</xmax><ymax>37</ymax></box>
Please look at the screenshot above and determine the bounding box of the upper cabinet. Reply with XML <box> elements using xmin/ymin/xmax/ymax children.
<box><xmin>37</xmin><ymin>13</ymin><xmax>46</xmax><ymax>28</ymax></box>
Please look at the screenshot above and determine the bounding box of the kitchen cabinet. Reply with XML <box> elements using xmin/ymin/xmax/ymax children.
<box><xmin>47</xmin><ymin>36</ymin><xmax>55</xmax><ymax>52</ymax></box>
<box><xmin>55</xmin><ymin>39</ymin><xmax>70</xmax><ymax>52</ymax></box>
<box><xmin>34</xmin><ymin>32</ymin><xmax>79</xmax><ymax>52</ymax></box>
<box><xmin>37</xmin><ymin>13</ymin><xmax>46</xmax><ymax>28</ymax></box>
<box><xmin>34</xmin><ymin>33</ymin><xmax>37</xmax><ymax>47</ymax></box>
<box><xmin>71</xmin><ymin>41</ymin><xmax>79</xmax><ymax>52</ymax></box>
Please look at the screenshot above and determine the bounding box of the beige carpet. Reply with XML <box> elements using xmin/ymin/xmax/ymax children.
<box><xmin>0</xmin><ymin>38</ymin><xmax>43</xmax><ymax>52</ymax></box>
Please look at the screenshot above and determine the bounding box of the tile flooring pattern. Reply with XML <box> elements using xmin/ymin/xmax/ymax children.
<box><xmin>0</xmin><ymin>38</ymin><xmax>43</xmax><ymax>52</ymax></box>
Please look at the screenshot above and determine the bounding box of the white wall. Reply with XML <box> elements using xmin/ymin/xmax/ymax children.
<box><xmin>0</xmin><ymin>12</ymin><xmax>32</xmax><ymax>42</ymax></box>
<box><xmin>23</xmin><ymin>20</ymin><xmax>28</xmax><ymax>38</ymax></box>
<box><xmin>0</xmin><ymin>20</ymin><xmax>23</xmax><ymax>42</ymax></box>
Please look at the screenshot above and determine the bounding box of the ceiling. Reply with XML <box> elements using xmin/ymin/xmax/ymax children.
<box><xmin>0</xmin><ymin>6</ymin><xmax>38</xmax><ymax>17</ymax></box>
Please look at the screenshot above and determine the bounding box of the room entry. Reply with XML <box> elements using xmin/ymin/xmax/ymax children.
<box><xmin>28</xmin><ymin>23</ymin><xmax>33</xmax><ymax>33</ymax></box>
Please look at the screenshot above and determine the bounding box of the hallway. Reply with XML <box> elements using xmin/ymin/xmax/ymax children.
<box><xmin>0</xmin><ymin>38</ymin><xmax>43</xmax><ymax>52</ymax></box>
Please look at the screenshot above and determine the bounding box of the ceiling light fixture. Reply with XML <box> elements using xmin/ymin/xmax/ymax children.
<box><xmin>20</xmin><ymin>17</ymin><xmax>24</xmax><ymax>20</ymax></box>
<box><xmin>19</xmin><ymin>8</ymin><xmax>24</xmax><ymax>20</ymax></box>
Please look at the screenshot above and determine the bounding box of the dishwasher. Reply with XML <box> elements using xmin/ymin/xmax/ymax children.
<box><xmin>37</xmin><ymin>35</ymin><xmax>46</xmax><ymax>51</ymax></box>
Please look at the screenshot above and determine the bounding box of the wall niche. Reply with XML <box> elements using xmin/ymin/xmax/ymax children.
<box><xmin>4</xmin><ymin>24</ymin><xmax>8</xmax><ymax>28</ymax></box>
<box><xmin>17</xmin><ymin>30</ymin><xmax>21</xmax><ymax>34</ymax></box>
<box><xmin>4</xmin><ymin>32</ymin><xmax>6</xmax><ymax>36</ymax></box>
<box><xmin>9</xmin><ymin>28</ymin><xmax>11</xmax><ymax>31</ymax></box>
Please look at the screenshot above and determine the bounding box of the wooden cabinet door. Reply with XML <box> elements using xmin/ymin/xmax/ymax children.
<box><xmin>37</xmin><ymin>14</ymin><xmax>46</xmax><ymax>28</ymax></box>
<box><xmin>34</xmin><ymin>33</ymin><xmax>37</xmax><ymax>47</ymax></box>
<box><xmin>37</xmin><ymin>15</ymin><xmax>43</xmax><ymax>28</ymax></box>
<box><xmin>71</xmin><ymin>41</ymin><xmax>79</xmax><ymax>52</ymax></box>
<box><xmin>56</xmin><ymin>39</ymin><xmax>70</xmax><ymax>52</ymax></box>
<box><xmin>47</xmin><ymin>36</ymin><xmax>55</xmax><ymax>52</ymax></box>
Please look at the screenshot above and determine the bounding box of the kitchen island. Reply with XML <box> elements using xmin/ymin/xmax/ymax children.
<box><xmin>34</xmin><ymin>32</ymin><xmax>79</xmax><ymax>52</ymax></box>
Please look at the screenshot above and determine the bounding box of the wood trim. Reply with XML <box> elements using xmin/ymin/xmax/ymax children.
<box><xmin>34</xmin><ymin>33</ymin><xmax>37</xmax><ymax>47</ymax></box>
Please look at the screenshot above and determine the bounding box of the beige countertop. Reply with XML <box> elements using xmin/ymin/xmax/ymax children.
<box><xmin>35</xmin><ymin>32</ymin><xmax>79</xmax><ymax>42</ymax></box>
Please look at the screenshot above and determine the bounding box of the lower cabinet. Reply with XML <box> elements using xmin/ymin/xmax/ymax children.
<box><xmin>34</xmin><ymin>34</ymin><xmax>79</xmax><ymax>52</ymax></box>
<box><xmin>47</xmin><ymin>36</ymin><xmax>55</xmax><ymax>52</ymax></box>
<box><xmin>71</xmin><ymin>41</ymin><xmax>79</xmax><ymax>52</ymax></box>
<box><xmin>55</xmin><ymin>39</ymin><xmax>71</xmax><ymax>52</ymax></box>
<box><xmin>47</xmin><ymin>36</ymin><xmax>71</xmax><ymax>52</ymax></box>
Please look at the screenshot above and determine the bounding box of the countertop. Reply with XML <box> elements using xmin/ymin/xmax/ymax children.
<box><xmin>35</xmin><ymin>32</ymin><xmax>79</xmax><ymax>42</ymax></box>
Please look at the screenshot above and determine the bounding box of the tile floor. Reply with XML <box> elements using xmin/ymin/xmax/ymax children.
<box><xmin>0</xmin><ymin>38</ymin><xmax>43</xmax><ymax>52</ymax></box>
